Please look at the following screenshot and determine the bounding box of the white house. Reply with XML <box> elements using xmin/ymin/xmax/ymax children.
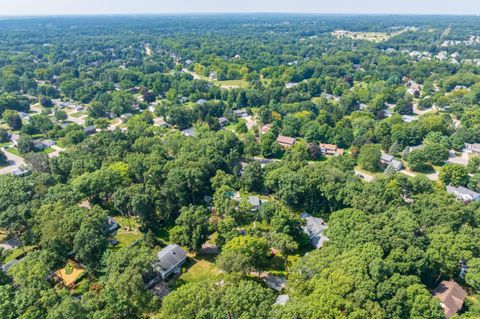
<box><xmin>301</xmin><ymin>213</ymin><xmax>328</xmax><ymax>249</ymax></box>
<box><xmin>446</xmin><ymin>185</ymin><xmax>480</xmax><ymax>203</ymax></box>
<box><xmin>153</xmin><ymin>244</ymin><xmax>187</xmax><ymax>280</ymax></box>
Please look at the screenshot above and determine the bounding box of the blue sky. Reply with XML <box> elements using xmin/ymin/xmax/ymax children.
<box><xmin>1</xmin><ymin>0</ymin><xmax>480</xmax><ymax>16</ymax></box>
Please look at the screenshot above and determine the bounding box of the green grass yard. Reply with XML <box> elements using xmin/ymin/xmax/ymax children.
<box><xmin>69</xmin><ymin>111</ymin><xmax>86</xmax><ymax>118</ymax></box>
<box><xmin>6</xmin><ymin>148</ymin><xmax>21</xmax><ymax>156</ymax></box>
<box><xmin>214</xmin><ymin>79</ymin><xmax>249</xmax><ymax>88</ymax></box>
<box><xmin>4</xmin><ymin>245</ymin><xmax>35</xmax><ymax>263</ymax></box>
<box><xmin>42</xmin><ymin>147</ymin><xmax>56</xmax><ymax>154</ymax></box>
<box><xmin>175</xmin><ymin>255</ymin><xmax>219</xmax><ymax>287</ymax></box>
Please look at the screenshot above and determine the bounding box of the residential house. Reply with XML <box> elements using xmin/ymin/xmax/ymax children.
<box><xmin>106</xmin><ymin>216</ymin><xmax>119</xmax><ymax>233</ymax></box>
<box><xmin>10</xmin><ymin>133</ymin><xmax>20</xmax><ymax>146</ymax></box>
<box><xmin>247</xmin><ymin>196</ymin><xmax>261</xmax><ymax>211</ymax></box>
<box><xmin>84</xmin><ymin>126</ymin><xmax>97</xmax><ymax>135</ymax></box>
<box><xmin>12</xmin><ymin>169</ymin><xmax>30</xmax><ymax>177</ymax></box>
<box><xmin>153</xmin><ymin>244</ymin><xmax>187</xmax><ymax>280</ymax></box>
<box><xmin>446</xmin><ymin>185</ymin><xmax>480</xmax><ymax>203</ymax></box>
<box><xmin>433</xmin><ymin>281</ymin><xmax>467</xmax><ymax>319</ymax></box>
<box><xmin>464</xmin><ymin>143</ymin><xmax>480</xmax><ymax>154</ymax></box>
<box><xmin>181</xmin><ymin>127</ymin><xmax>196</xmax><ymax>137</ymax></box>
<box><xmin>263</xmin><ymin>274</ymin><xmax>286</xmax><ymax>291</ymax></box>
<box><xmin>218</xmin><ymin>117</ymin><xmax>229</xmax><ymax>127</ymax></box>
<box><xmin>120</xmin><ymin>113</ymin><xmax>133</xmax><ymax>123</ymax></box>
<box><xmin>403</xmin><ymin>145</ymin><xmax>424</xmax><ymax>158</ymax></box>
<box><xmin>42</xmin><ymin>140</ymin><xmax>55</xmax><ymax>148</ymax></box>
<box><xmin>402</xmin><ymin>115</ymin><xmax>418</xmax><ymax>123</ymax></box>
<box><xmin>275</xmin><ymin>295</ymin><xmax>289</xmax><ymax>306</ymax></box>
<box><xmin>380</xmin><ymin>154</ymin><xmax>403</xmax><ymax>171</ymax></box>
<box><xmin>382</xmin><ymin>109</ymin><xmax>393</xmax><ymax>118</ymax></box>
<box><xmin>18</xmin><ymin>112</ymin><xmax>30</xmax><ymax>120</ymax></box>
<box><xmin>153</xmin><ymin>117</ymin><xmax>171</xmax><ymax>128</ymax></box>
<box><xmin>301</xmin><ymin>213</ymin><xmax>328</xmax><ymax>249</ymax></box>
<box><xmin>407</xmin><ymin>82</ymin><xmax>421</xmax><ymax>96</ymax></box>
<box><xmin>260</xmin><ymin>124</ymin><xmax>272</xmax><ymax>134</ymax></box>
<box><xmin>233</xmin><ymin>109</ymin><xmax>248</xmax><ymax>118</ymax></box>
<box><xmin>276</xmin><ymin>135</ymin><xmax>296</xmax><ymax>148</ymax></box>
<box><xmin>196</xmin><ymin>99</ymin><xmax>208</xmax><ymax>106</ymax></box>
<box><xmin>319</xmin><ymin>143</ymin><xmax>344</xmax><ymax>156</ymax></box>
<box><xmin>32</xmin><ymin>139</ymin><xmax>45</xmax><ymax>151</ymax></box>
<box><xmin>285</xmin><ymin>82</ymin><xmax>299</xmax><ymax>89</ymax></box>
<box><xmin>209</xmin><ymin>71</ymin><xmax>218</xmax><ymax>80</ymax></box>
<box><xmin>74</xmin><ymin>105</ymin><xmax>85</xmax><ymax>112</ymax></box>
<box><xmin>359</xmin><ymin>103</ymin><xmax>368</xmax><ymax>110</ymax></box>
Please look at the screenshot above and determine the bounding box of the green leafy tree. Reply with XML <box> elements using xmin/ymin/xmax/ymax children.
<box><xmin>217</xmin><ymin>235</ymin><xmax>270</xmax><ymax>275</ymax></box>
<box><xmin>358</xmin><ymin>144</ymin><xmax>382</xmax><ymax>172</ymax></box>
<box><xmin>439</xmin><ymin>164</ymin><xmax>469</xmax><ymax>187</ymax></box>
<box><xmin>3</xmin><ymin>110</ymin><xmax>22</xmax><ymax>130</ymax></box>
<box><xmin>170</xmin><ymin>205</ymin><xmax>212</xmax><ymax>252</ymax></box>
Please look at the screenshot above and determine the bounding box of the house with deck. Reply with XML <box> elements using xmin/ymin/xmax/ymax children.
<box><xmin>319</xmin><ymin>143</ymin><xmax>344</xmax><ymax>156</ymax></box>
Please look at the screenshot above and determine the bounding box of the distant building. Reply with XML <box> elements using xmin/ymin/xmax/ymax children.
<box><xmin>218</xmin><ymin>117</ymin><xmax>229</xmax><ymax>127</ymax></box>
<box><xmin>120</xmin><ymin>113</ymin><xmax>133</xmax><ymax>122</ymax></box>
<box><xmin>275</xmin><ymin>295</ymin><xmax>289</xmax><ymax>306</ymax></box>
<box><xmin>433</xmin><ymin>281</ymin><xmax>467</xmax><ymax>319</ymax></box>
<box><xmin>12</xmin><ymin>169</ymin><xmax>30</xmax><ymax>177</ymax></box>
<box><xmin>446</xmin><ymin>185</ymin><xmax>480</xmax><ymax>203</ymax></box>
<box><xmin>106</xmin><ymin>216</ymin><xmax>119</xmax><ymax>233</ymax></box>
<box><xmin>380</xmin><ymin>154</ymin><xmax>403</xmax><ymax>171</ymax></box>
<box><xmin>233</xmin><ymin>109</ymin><xmax>248</xmax><ymax>118</ymax></box>
<box><xmin>285</xmin><ymin>82</ymin><xmax>299</xmax><ymax>89</ymax></box>
<box><xmin>319</xmin><ymin>143</ymin><xmax>344</xmax><ymax>156</ymax></box>
<box><xmin>181</xmin><ymin>127</ymin><xmax>196</xmax><ymax>137</ymax></box>
<box><xmin>260</xmin><ymin>124</ymin><xmax>272</xmax><ymax>134</ymax></box>
<box><xmin>84</xmin><ymin>126</ymin><xmax>97</xmax><ymax>135</ymax></box>
<box><xmin>10</xmin><ymin>134</ymin><xmax>20</xmax><ymax>146</ymax></box>
<box><xmin>153</xmin><ymin>244</ymin><xmax>187</xmax><ymax>280</ymax></box>
<box><xmin>402</xmin><ymin>115</ymin><xmax>418</xmax><ymax>123</ymax></box>
<box><xmin>301</xmin><ymin>213</ymin><xmax>328</xmax><ymax>249</ymax></box>
<box><xmin>276</xmin><ymin>135</ymin><xmax>296</xmax><ymax>148</ymax></box>
<box><xmin>263</xmin><ymin>274</ymin><xmax>286</xmax><ymax>291</ymax></box>
<box><xmin>247</xmin><ymin>196</ymin><xmax>261</xmax><ymax>211</ymax></box>
<box><xmin>464</xmin><ymin>143</ymin><xmax>480</xmax><ymax>154</ymax></box>
<box><xmin>153</xmin><ymin>117</ymin><xmax>171</xmax><ymax>128</ymax></box>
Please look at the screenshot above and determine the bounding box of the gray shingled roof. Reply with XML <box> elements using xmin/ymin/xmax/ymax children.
<box><xmin>301</xmin><ymin>213</ymin><xmax>329</xmax><ymax>249</ymax></box>
<box><xmin>156</xmin><ymin>244</ymin><xmax>186</xmax><ymax>272</ymax></box>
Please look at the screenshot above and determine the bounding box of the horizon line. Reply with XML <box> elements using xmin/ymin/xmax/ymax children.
<box><xmin>1</xmin><ymin>12</ymin><xmax>480</xmax><ymax>18</ymax></box>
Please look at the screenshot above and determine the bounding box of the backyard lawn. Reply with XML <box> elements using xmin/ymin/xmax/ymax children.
<box><xmin>175</xmin><ymin>255</ymin><xmax>219</xmax><ymax>287</ymax></box>
<box><xmin>112</xmin><ymin>216</ymin><xmax>142</xmax><ymax>248</ymax></box>
<box><xmin>6</xmin><ymin>148</ymin><xmax>21</xmax><ymax>157</ymax></box>
<box><xmin>214</xmin><ymin>79</ymin><xmax>249</xmax><ymax>88</ymax></box>
<box><xmin>4</xmin><ymin>245</ymin><xmax>35</xmax><ymax>263</ymax></box>
<box><xmin>42</xmin><ymin>147</ymin><xmax>56</xmax><ymax>154</ymax></box>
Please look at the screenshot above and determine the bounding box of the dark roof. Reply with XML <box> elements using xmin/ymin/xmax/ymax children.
<box><xmin>433</xmin><ymin>281</ymin><xmax>467</xmax><ymax>319</ymax></box>
<box><xmin>156</xmin><ymin>244</ymin><xmax>186</xmax><ymax>272</ymax></box>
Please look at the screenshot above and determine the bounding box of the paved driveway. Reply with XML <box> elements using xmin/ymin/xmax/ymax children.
<box><xmin>354</xmin><ymin>170</ymin><xmax>375</xmax><ymax>182</ymax></box>
<box><xmin>0</xmin><ymin>150</ymin><xmax>25</xmax><ymax>175</ymax></box>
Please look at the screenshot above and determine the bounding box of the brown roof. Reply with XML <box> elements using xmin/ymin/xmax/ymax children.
<box><xmin>260</xmin><ymin>124</ymin><xmax>272</xmax><ymax>133</ymax></box>
<box><xmin>433</xmin><ymin>281</ymin><xmax>467</xmax><ymax>319</ymax></box>
<box><xmin>277</xmin><ymin>135</ymin><xmax>296</xmax><ymax>146</ymax></box>
<box><xmin>320</xmin><ymin>143</ymin><xmax>337</xmax><ymax>151</ymax></box>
